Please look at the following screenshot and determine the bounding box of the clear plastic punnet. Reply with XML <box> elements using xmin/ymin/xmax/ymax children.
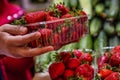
<box><xmin>25</xmin><ymin>15</ymin><xmax>88</xmax><ymax>50</ymax></box>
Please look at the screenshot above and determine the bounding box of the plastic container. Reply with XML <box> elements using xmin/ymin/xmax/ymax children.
<box><xmin>94</xmin><ymin>46</ymin><xmax>120</xmax><ymax>80</ymax></box>
<box><xmin>47</xmin><ymin>49</ymin><xmax>96</xmax><ymax>80</ymax></box>
<box><xmin>26</xmin><ymin>16</ymin><xmax>88</xmax><ymax>50</ymax></box>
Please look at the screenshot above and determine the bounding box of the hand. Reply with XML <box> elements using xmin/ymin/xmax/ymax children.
<box><xmin>0</xmin><ymin>24</ymin><xmax>54</xmax><ymax>58</ymax></box>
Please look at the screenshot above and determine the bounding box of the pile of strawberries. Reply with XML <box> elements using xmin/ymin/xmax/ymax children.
<box><xmin>22</xmin><ymin>4</ymin><xmax>88</xmax><ymax>49</ymax></box>
<box><xmin>97</xmin><ymin>46</ymin><xmax>120</xmax><ymax>80</ymax></box>
<box><xmin>48</xmin><ymin>50</ymin><xmax>94</xmax><ymax>80</ymax></box>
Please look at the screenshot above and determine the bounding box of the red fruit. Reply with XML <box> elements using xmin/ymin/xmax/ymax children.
<box><xmin>25</xmin><ymin>11</ymin><xmax>47</xmax><ymax>23</ymax></box>
<box><xmin>38</xmin><ymin>28</ymin><xmax>52</xmax><ymax>46</ymax></box>
<box><xmin>49</xmin><ymin>62</ymin><xmax>65</xmax><ymax>80</ymax></box>
<box><xmin>112</xmin><ymin>46</ymin><xmax>120</xmax><ymax>54</ymax></box>
<box><xmin>98</xmin><ymin>69</ymin><xmax>113</xmax><ymax>79</ymax></box>
<box><xmin>73</xmin><ymin>50</ymin><xmax>83</xmax><ymax>59</ymax></box>
<box><xmin>75</xmin><ymin>64</ymin><xmax>94</xmax><ymax>80</ymax></box>
<box><xmin>66</xmin><ymin>58</ymin><xmax>80</xmax><ymax>69</ymax></box>
<box><xmin>56</xmin><ymin>4</ymin><xmax>69</xmax><ymax>15</ymax></box>
<box><xmin>79</xmin><ymin>53</ymin><xmax>92</xmax><ymax>64</ymax></box>
<box><xmin>98</xmin><ymin>55</ymin><xmax>109</xmax><ymax>69</ymax></box>
<box><xmin>56</xmin><ymin>77</ymin><xmax>64</xmax><ymax>80</ymax></box>
<box><xmin>80</xmin><ymin>11</ymin><xmax>87</xmax><ymax>16</ymax></box>
<box><xmin>60</xmin><ymin>51</ymin><xmax>71</xmax><ymax>63</ymax></box>
<box><xmin>109</xmin><ymin>52</ymin><xmax>120</xmax><ymax>67</ymax></box>
<box><xmin>63</xmin><ymin>69</ymin><xmax>74</xmax><ymax>80</ymax></box>
<box><xmin>104</xmin><ymin>72</ymin><xmax>119</xmax><ymax>80</ymax></box>
<box><xmin>62</xmin><ymin>13</ymin><xmax>72</xmax><ymax>18</ymax></box>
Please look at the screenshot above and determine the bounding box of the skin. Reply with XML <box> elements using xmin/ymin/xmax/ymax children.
<box><xmin>0</xmin><ymin>24</ymin><xmax>54</xmax><ymax>58</ymax></box>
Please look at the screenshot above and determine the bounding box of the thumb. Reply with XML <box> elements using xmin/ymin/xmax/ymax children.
<box><xmin>0</xmin><ymin>24</ymin><xmax>28</xmax><ymax>35</ymax></box>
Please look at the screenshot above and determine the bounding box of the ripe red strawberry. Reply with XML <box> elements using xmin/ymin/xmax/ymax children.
<box><xmin>73</xmin><ymin>50</ymin><xmax>83</xmax><ymax>59</ymax></box>
<box><xmin>63</xmin><ymin>69</ymin><xmax>74</xmax><ymax>80</ymax></box>
<box><xmin>104</xmin><ymin>72</ymin><xmax>119</xmax><ymax>80</ymax></box>
<box><xmin>56</xmin><ymin>77</ymin><xmax>64</xmax><ymax>80</ymax></box>
<box><xmin>111</xmin><ymin>46</ymin><xmax>120</xmax><ymax>54</ymax></box>
<box><xmin>80</xmin><ymin>11</ymin><xmax>87</xmax><ymax>16</ymax></box>
<box><xmin>38</xmin><ymin>28</ymin><xmax>52</xmax><ymax>46</ymax></box>
<box><xmin>60</xmin><ymin>51</ymin><xmax>71</xmax><ymax>63</ymax></box>
<box><xmin>79</xmin><ymin>53</ymin><xmax>92</xmax><ymax>64</ymax></box>
<box><xmin>109</xmin><ymin>52</ymin><xmax>120</xmax><ymax>67</ymax></box>
<box><xmin>25</xmin><ymin>11</ymin><xmax>47</xmax><ymax>23</ymax></box>
<box><xmin>62</xmin><ymin>13</ymin><xmax>72</xmax><ymax>18</ymax></box>
<box><xmin>56</xmin><ymin>4</ymin><xmax>69</xmax><ymax>15</ymax></box>
<box><xmin>98</xmin><ymin>55</ymin><xmax>109</xmax><ymax>69</ymax></box>
<box><xmin>98</xmin><ymin>69</ymin><xmax>113</xmax><ymax>79</ymax></box>
<box><xmin>66</xmin><ymin>58</ymin><xmax>80</xmax><ymax>69</ymax></box>
<box><xmin>49</xmin><ymin>62</ymin><xmax>65</xmax><ymax>80</ymax></box>
<box><xmin>75</xmin><ymin>64</ymin><xmax>94</xmax><ymax>80</ymax></box>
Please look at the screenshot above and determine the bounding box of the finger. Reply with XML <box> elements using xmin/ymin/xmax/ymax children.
<box><xmin>1</xmin><ymin>24</ymin><xmax>27</xmax><ymax>35</ymax></box>
<box><xmin>6</xmin><ymin>32</ymin><xmax>41</xmax><ymax>46</ymax></box>
<box><xmin>16</xmin><ymin>46</ymin><xmax>54</xmax><ymax>57</ymax></box>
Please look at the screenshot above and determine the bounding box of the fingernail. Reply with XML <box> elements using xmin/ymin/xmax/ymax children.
<box><xmin>20</xmin><ymin>27</ymin><xmax>27</xmax><ymax>33</ymax></box>
<box><xmin>35</xmin><ymin>32</ymin><xmax>41</xmax><ymax>37</ymax></box>
<box><xmin>47</xmin><ymin>46</ymin><xmax>54</xmax><ymax>50</ymax></box>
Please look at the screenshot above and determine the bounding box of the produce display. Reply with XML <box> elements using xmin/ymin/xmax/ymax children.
<box><xmin>13</xmin><ymin>3</ymin><xmax>88</xmax><ymax>50</ymax></box>
<box><xmin>96</xmin><ymin>46</ymin><xmax>120</xmax><ymax>80</ymax></box>
<box><xmin>48</xmin><ymin>50</ymin><xmax>94</xmax><ymax>80</ymax></box>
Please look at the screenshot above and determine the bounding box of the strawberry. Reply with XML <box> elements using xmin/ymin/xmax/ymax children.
<box><xmin>111</xmin><ymin>46</ymin><xmax>120</xmax><ymax>54</ymax></box>
<box><xmin>73</xmin><ymin>50</ymin><xmax>83</xmax><ymax>59</ymax></box>
<box><xmin>75</xmin><ymin>64</ymin><xmax>94</xmax><ymax>80</ymax></box>
<box><xmin>49</xmin><ymin>62</ymin><xmax>65</xmax><ymax>80</ymax></box>
<box><xmin>63</xmin><ymin>69</ymin><xmax>74</xmax><ymax>80</ymax></box>
<box><xmin>98</xmin><ymin>69</ymin><xmax>113</xmax><ymax>79</ymax></box>
<box><xmin>56</xmin><ymin>77</ymin><xmax>64</xmax><ymax>80</ymax></box>
<box><xmin>104</xmin><ymin>72</ymin><xmax>119</xmax><ymax>80</ymax></box>
<box><xmin>56</xmin><ymin>4</ymin><xmax>69</xmax><ymax>15</ymax></box>
<box><xmin>60</xmin><ymin>51</ymin><xmax>71</xmax><ymax>63</ymax></box>
<box><xmin>80</xmin><ymin>11</ymin><xmax>87</xmax><ymax>16</ymax></box>
<box><xmin>98</xmin><ymin>55</ymin><xmax>109</xmax><ymax>69</ymax></box>
<box><xmin>25</xmin><ymin>11</ymin><xmax>47</xmax><ymax>23</ymax></box>
<box><xmin>38</xmin><ymin>28</ymin><xmax>52</xmax><ymax>46</ymax></box>
<box><xmin>109</xmin><ymin>52</ymin><xmax>120</xmax><ymax>67</ymax></box>
<box><xmin>79</xmin><ymin>53</ymin><xmax>92</xmax><ymax>64</ymax></box>
<box><xmin>62</xmin><ymin>13</ymin><xmax>72</xmax><ymax>18</ymax></box>
<box><xmin>66</xmin><ymin>58</ymin><xmax>80</xmax><ymax>69</ymax></box>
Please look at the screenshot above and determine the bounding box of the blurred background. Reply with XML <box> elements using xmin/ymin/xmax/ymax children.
<box><xmin>8</xmin><ymin>0</ymin><xmax>120</xmax><ymax>79</ymax></box>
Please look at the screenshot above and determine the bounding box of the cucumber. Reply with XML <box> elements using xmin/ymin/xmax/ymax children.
<box><xmin>116</xmin><ymin>22</ymin><xmax>120</xmax><ymax>36</ymax></box>
<box><xmin>53</xmin><ymin>0</ymin><xmax>63</xmax><ymax>4</ymax></box>
<box><xmin>103</xmin><ymin>22</ymin><xmax>115</xmax><ymax>36</ymax></box>
<box><xmin>63</xmin><ymin>0</ymin><xmax>70</xmax><ymax>8</ymax></box>
<box><xmin>107</xmin><ymin>0</ymin><xmax>119</xmax><ymax>19</ymax></box>
<box><xmin>109</xmin><ymin>36</ymin><xmax>120</xmax><ymax>47</ymax></box>
<box><xmin>78</xmin><ymin>0</ymin><xmax>93</xmax><ymax>19</ymax></box>
<box><xmin>78</xmin><ymin>34</ymin><xmax>93</xmax><ymax>50</ymax></box>
<box><xmin>90</xmin><ymin>18</ymin><xmax>102</xmax><ymax>37</ymax></box>
<box><xmin>94</xmin><ymin>31</ymin><xmax>107</xmax><ymax>54</ymax></box>
<box><xmin>69</xmin><ymin>0</ymin><xmax>78</xmax><ymax>9</ymax></box>
<box><xmin>62</xmin><ymin>42</ymin><xmax>77</xmax><ymax>51</ymax></box>
<box><xmin>95</xmin><ymin>3</ymin><xmax>105</xmax><ymax>15</ymax></box>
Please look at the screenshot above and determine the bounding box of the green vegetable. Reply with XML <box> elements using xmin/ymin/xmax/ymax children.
<box><xmin>107</xmin><ymin>0</ymin><xmax>119</xmax><ymax>19</ymax></box>
<box><xmin>94</xmin><ymin>31</ymin><xmax>107</xmax><ymax>54</ymax></box>
<box><xmin>78</xmin><ymin>0</ymin><xmax>93</xmax><ymax>19</ymax></box>
<box><xmin>63</xmin><ymin>0</ymin><xmax>70</xmax><ymax>8</ymax></box>
<box><xmin>103</xmin><ymin>22</ymin><xmax>115</xmax><ymax>36</ymax></box>
<box><xmin>92</xmin><ymin>0</ymin><xmax>99</xmax><ymax>7</ymax></box>
<box><xmin>109</xmin><ymin>36</ymin><xmax>120</xmax><ymax>47</ymax></box>
<box><xmin>116</xmin><ymin>22</ymin><xmax>120</xmax><ymax>36</ymax></box>
<box><xmin>90</xmin><ymin>18</ymin><xmax>102</xmax><ymax>37</ymax></box>
<box><xmin>69</xmin><ymin>0</ymin><xmax>78</xmax><ymax>9</ymax></box>
<box><xmin>95</xmin><ymin>3</ymin><xmax>105</xmax><ymax>15</ymax></box>
<box><xmin>78</xmin><ymin>34</ymin><xmax>93</xmax><ymax>50</ymax></box>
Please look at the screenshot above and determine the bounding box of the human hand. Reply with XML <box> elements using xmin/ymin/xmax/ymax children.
<box><xmin>0</xmin><ymin>24</ymin><xmax>54</xmax><ymax>58</ymax></box>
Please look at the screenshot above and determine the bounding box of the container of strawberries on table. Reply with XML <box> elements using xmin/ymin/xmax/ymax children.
<box><xmin>48</xmin><ymin>49</ymin><xmax>96</xmax><ymax>80</ymax></box>
<box><xmin>12</xmin><ymin>3</ymin><xmax>88</xmax><ymax>50</ymax></box>
<box><xmin>95</xmin><ymin>46</ymin><xmax>120</xmax><ymax>80</ymax></box>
